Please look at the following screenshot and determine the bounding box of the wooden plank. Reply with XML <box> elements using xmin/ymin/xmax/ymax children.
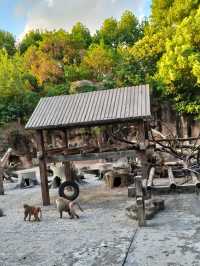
<box><xmin>36</xmin><ymin>130</ymin><xmax>50</xmax><ymax>206</ymax></box>
<box><xmin>48</xmin><ymin>149</ymin><xmax>136</xmax><ymax>162</ymax></box>
<box><xmin>151</xmin><ymin>184</ymin><xmax>197</xmax><ymax>194</ymax></box>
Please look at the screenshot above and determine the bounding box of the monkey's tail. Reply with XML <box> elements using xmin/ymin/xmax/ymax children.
<box><xmin>75</xmin><ymin>202</ymin><xmax>84</xmax><ymax>212</ymax></box>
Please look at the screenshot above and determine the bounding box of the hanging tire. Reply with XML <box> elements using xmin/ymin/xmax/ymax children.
<box><xmin>59</xmin><ymin>181</ymin><xmax>79</xmax><ymax>201</ymax></box>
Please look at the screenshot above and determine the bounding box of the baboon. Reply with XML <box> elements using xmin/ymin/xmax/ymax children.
<box><xmin>56</xmin><ymin>197</ymin><xmax>83</xmax><ymax>219</ymax></box>
<box><xmin>23</xmin><ymin>204</ymin><xmax>42</xmax><ymax>221</ymax></box>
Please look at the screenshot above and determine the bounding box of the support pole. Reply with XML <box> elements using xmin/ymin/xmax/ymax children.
<box><xmin>147</xmin><ymin>167</ymin><xmax>155</xmax><ymax>191</ymax></box>
<box><xmin>0</xmin><ymin>167</ymin><xmax>4</xmax><ymax>195</ymax></box>
<box><xmin>167</xmin><ymin>167</ymin><xmax>176</xmax><ymax>189</ymax></box>
<box><xmin>137</xmin><ymin>121</ymin><xmax>149</xmax><ymax>180</ymax></box>
<box><xmin>36</xmin><ymin>130</ymin><xmax>50</xmax><ymax>206</ymax></box>
<box><xmin>60</xmin><ymin>129</ymin><xmax>72</xmax><ymax>181</ymax></box>
<box><xmin>191</xmin><ymin>172</ymin><xmax>200</xmax><ymax>189</ymax></box>
<box><xmin>135</xmin><ymin>176</ymin><xmax>145</xmax><ymax>226</ymax></box>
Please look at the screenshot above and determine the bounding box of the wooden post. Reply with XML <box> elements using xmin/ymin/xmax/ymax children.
<box><xmin>60</xmin><ymin>129</ymin><xmax>72</xmax><ymax>181</ymax></box>
<box><xmin>191</xmin><ymin>172</ymin><xmax>200</xmax><ymax>189</ymax></box>
<box><xmin>36</xmin><ymin>130</ymin><xmax>50</xmax><ymax>206</ymax></box>
<box><xmin>137</xmin><ymin>121</ymin><xmax>149</xmax><ymax>180</ymax></box>
<box><xmin>0</xmin><ymin>167</ymin><xmax>4</xmax><ymax>195</ymax></box>
<box><xmin>147</xmin><ymin>167</ymin><xmax>155</xmax><ymax>191</ymax></box>
<box><xmin>167</xmin><ymin>167</ymin><xmax>176</xmax><ymax>189</ymax></box>
<box><xmin>135</xmin><ymin>176</ymin><xmax>145</xmax><ymax>226</ymax></box>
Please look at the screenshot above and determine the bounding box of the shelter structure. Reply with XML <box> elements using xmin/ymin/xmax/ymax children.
<box><xmin>26</xmin><ymin>85</ymin><xmax>151</xmax><ymax>206</ymax></box>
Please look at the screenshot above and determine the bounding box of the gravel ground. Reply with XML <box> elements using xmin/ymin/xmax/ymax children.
<box><xmin>0</xmin><ymin>175</ymin><xmax>136</xmax><ymax>266</ymax></box>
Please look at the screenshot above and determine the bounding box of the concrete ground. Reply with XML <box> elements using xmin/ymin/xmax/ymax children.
<box><xmin>1</xmin><ymin>174</ymin><xmax>200</xmax><ymax>266</ymax></box>
<box><xmin>0</xmin><ymin>175</ymin><xmax>135</xmax><ymax>266</ymax></box>
<box><xmin>125</xmin><ymin>194</ymin><xmax>200</xmax><ymax>266</ymax></box>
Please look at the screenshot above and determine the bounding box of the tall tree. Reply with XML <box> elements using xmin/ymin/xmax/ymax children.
<box><xmin>82</xmin><ymin>44</ymin><xmax>115</xmax><ymax>80</ymax></box>
<box><xmin>97</xmin><ymin>17</ymin><xmax>118</xmax><ymax>47</ymax></box>
<box><xmin>19</xmin><ymin>30</ymin><xmax>43</xmax><ymax>54</ymax></box>
<box><xmin>0</xmin><ymin>30</ymin><xmax>16</xmax><ymax>55</ymax></box>
<box><xmin>71</xmin><ymin>22</ymin><xmax>92</xmax><ymax>49</ymax></box>
<box><xmin>0</xmin><ymin>49</ymin><xmax>39</xmax><ymax>124</ymax></box>
<box><xmin>158</xmin><ymin>7</ymin><xmax>200</xmax><ymax>115</ymax></box>
<box><xmin>118</xmin><ymin>10</ymin><xmax>140</xmax><ymax>45</ymax></box>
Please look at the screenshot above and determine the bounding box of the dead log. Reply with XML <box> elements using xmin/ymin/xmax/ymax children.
<box><xmin>167</xmin><ymin>167</ymin><xmax>176</xmax><ymax>189</ymax></box>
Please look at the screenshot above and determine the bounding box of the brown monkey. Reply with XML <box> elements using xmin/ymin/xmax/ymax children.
<box><xmin>23</xmin><ymin>204</ymin><xmax>42</xmax><ymax>222</ymax></box>
<box><xmin>56</xmin><ymin>197</ymin><xmax>83</xmax><ymax>219</ymax></box>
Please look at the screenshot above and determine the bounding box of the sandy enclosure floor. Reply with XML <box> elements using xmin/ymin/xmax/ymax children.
<box><xmin>0</xmin><ymin>175</ymin><xmax>135</xmax><ymax>266</ymax></box>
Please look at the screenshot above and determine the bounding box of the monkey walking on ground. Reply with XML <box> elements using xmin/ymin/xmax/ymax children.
<box><xmin>56</xmin><ymin>197</ymin><xmax>83</xmax><ymax>219</ymax></box>
<box><xmin>23</xmin><ymin>204</ymin><xmax>42</xmax><ymax>222</ymax></box>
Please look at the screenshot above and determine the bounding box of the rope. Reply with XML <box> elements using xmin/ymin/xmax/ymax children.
<box><xmin>121</xmin><ymin>227</ymin><xmax>139</xmax><ymax>266</ymax></box>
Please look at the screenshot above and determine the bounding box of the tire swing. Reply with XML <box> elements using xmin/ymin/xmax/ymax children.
<box><xmin>59</xmin><ymin>181</ymin><xmax>79</xmax><ymax>201</ymax></box>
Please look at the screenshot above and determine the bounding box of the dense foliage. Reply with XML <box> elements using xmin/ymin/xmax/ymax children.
<box><xmin>1</xmin><ymin>2</ymin><xmax>200</xmax><ymax>125</ymax></box>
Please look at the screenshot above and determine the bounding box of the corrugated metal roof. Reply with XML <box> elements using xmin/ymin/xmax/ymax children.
<box><xmin>25</xmin><ymin>85</ymin><xmax>151</xmax><ymax>130</ymax></box>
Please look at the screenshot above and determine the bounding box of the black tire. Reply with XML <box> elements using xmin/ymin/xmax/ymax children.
<box><xmin>59</xmin><ymin>181</ymin><xmax>79</xmax><ymax>200</ymax></box>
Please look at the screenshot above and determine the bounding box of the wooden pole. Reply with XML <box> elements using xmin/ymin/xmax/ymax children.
<box><xmin>60</xmin><ymin>129</ymin><xmax>72</xmax><ymax>181</ymax></box>
<box><xmin>36</xmin><ymin>130</ymin><xmax>50</xmax><ymax>206</ymax></box>
<box><xmin>191</xmin><ymin>172</ymin><xmax>200</xmax><ymax>189</ymax></box>
<box><xmin>0</xmin><ymin>167</ymin><xmax>4</xmax><ymax>195</ymax></box>
<box><xmin>167</xmin><ymin>167</ymin><xmax>176</xmax><ymax>189</ymax></box>
<box><xmin>137</xmin><ymin>121</ymin><xmax>149</xmax><ymax>180</ymax></box>
<box><xmin>147</xmin><ymin>167</ymin><xmax>155</xmax><ymax>191</ymax></box>
<box><xmin>135</xmin><ymin>176</ymin><xmax>145</xmax><ymax>226</ymax></box>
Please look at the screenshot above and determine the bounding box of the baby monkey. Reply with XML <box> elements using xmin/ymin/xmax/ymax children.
<box><xmin>56</xmin><ymin>197</ymin><xmax>83</xmax><ymax>219</ymax></box>
<box><xmin>23</xmin><ymin>204</ymin><xmax>42</xmax><ymax>222</ymax></box>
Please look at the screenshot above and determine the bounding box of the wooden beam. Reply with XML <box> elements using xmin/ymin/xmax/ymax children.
<box><xmin>48</xmin><ymin>149</ymin><xmax>136</xmax><ymax>162</ymax></box>
<box><xmin>36</xmin><ymin>130</ymin><xmax>50</xmax><ymax>206</ymax></box>
<box><xmin>151</xmin><ymin>184</ymin><xmax>196</xmax><ymax>194</ymax></box>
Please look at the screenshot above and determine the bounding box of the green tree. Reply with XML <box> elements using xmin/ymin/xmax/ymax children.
<box><xmin>82</xmin><ymin>44</ymin><xmax>115</xmax><ymax>80</ymax></box>
<box><xmin>158</xmin><ymin>7</ymin><xmax>200</xmax><ymax>115</ymax></box>
<box><xmin>0</xmin><ymin>50</ymin><xmax>39</xmax><ymax>124</ymax></box>
<box><xmin>0</xmin><ymin>30</ymin><xmax>16</xmax><ymax>55</ymax></box>
<box><xmin>71</xmin><ymin>22</ymin><xmax>92</xmax><ymax>48</ymax></box>
<box><xmin>118</xmin><ymin>10</ymin><xmax>140</xmax><ymax>45</ymax></box>
<box><xmin>19</xmin><ymin>30</ymin><xmax>43</xmax><ymax>54</ymax></box>
<box><xmin>97</xmin><ymin>17</ymin><xmax>118</xmax><ymax>47</ymax></box>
